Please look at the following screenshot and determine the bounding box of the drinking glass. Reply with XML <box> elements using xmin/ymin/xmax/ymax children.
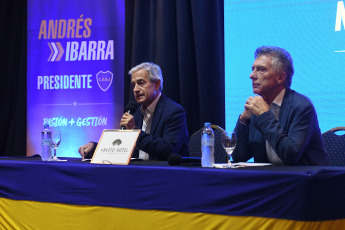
<box><xmin>51</xmin><ymin>131</ymin><xmax>61</xmax><ymax>161</ymax></box>
<box><xmin>221</xmin><ymin>131</ymin><xmax>237</xmax><ymax>167</ymax></box>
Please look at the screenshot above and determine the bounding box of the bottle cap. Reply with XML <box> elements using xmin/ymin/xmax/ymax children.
<box><xmin>204</xmin><ymin>122</ymin><xmax>211</xmax><ymax>127</ymax></box>
<box><xmin>43</xmin><ymin>123</ymin><xmax>50</xmax><ymax>128</ymax></box>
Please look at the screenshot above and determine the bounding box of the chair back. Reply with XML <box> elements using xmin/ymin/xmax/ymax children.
<box><xmin>188</xmin><ymin>124</ymin><xmax>227</xmax><ymax>163</ymax></box>
<box><xmin>322</xmin><ymin>127</ymin><xmax>345</xmax><ymax>166</ymax></box>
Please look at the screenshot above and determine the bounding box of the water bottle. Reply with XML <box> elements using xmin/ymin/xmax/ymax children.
<box><xmin>41</xmin><ymin>123</ymin><xmax>52</xmax><ymax>161</ymax></box>
<box><xmin>201</xmin><ymin>122</ymin><xmax>214</xmax><ymax>167</ymax></box>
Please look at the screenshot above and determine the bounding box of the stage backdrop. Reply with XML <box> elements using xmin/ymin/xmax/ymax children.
<box><xmin>27</xmin><ymin>0</ymin><xmax>125</xmax><ymax>157</ymax></box>
<box><xmin>225</xmin><ymin>0</ymin><xmax>345</xmax><ymax>134</ymax></box>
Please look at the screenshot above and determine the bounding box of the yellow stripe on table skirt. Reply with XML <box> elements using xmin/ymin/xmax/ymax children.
<box><xmin>0</xmin><ymin>197</ymin><xmax>344</xmax><ymax>230</ymax></box>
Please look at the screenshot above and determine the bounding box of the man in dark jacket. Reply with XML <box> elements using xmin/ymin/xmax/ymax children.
<box><xmin>79</xmin><ymin>62</ymin><xmax>188</xmax><ymax>160</ymax></box>
<box><xmin>232</xmin><ymin>46</ymin><xmax>329</xmax><ymax>166</ymax></box>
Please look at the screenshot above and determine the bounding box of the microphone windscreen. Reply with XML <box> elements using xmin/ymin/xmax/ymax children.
<box><xmin>125</xmin><ymin>100</ymin><xmax>139</xmax><ymax>114</ymax></box>
<box><xmin>168</xmin><ymin>154</ymin><xmax>182</xmax><ymax>166</ymax></box>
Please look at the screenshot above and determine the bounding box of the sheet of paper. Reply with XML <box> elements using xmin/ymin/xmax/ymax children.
<box><xmin>232</xmin><ymin>162</ymin><xmax>272</xmax><ymax>167</ymax></box>
<box><xmin>213</xmin><ymin>162</ymin><xmax>272</xmax><ymax>168</ymax></box>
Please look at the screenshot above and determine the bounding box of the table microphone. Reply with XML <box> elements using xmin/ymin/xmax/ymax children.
<box><xmin>121</xmin><ymin>100</ymin><xmax>139</xmax><ymax>130</ymax></box>
<box><xmin>168</xmin><ymin>154</ymin><xmax>201</xmax><ymax>166</ymax></box>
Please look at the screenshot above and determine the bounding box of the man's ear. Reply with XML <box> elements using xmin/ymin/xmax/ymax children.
<box><xmin>155</xmin><ymin>80</ymin><xmax>161</xmax><ymax>90</ymax></box>
<box><xmin>277</xmin><ymin>72</ymin><xmax>286</xmax><ymax>85</ymax></box>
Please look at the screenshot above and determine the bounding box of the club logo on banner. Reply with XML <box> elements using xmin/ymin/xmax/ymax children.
<box><xmin>27</xmin><ymin>0</ymin><xmax>125</xmax><ymax>157</ymax></box>
<box><xmin>96</xmin><ymin>71</ymin><xmax>113</xmax><ymax>92</ymax></box>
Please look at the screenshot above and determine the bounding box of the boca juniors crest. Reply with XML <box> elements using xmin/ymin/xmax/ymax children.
<box><xmin>96</xmin><ymin>71</ymin><xmax>113</xmax><ymax>92</ymax></box>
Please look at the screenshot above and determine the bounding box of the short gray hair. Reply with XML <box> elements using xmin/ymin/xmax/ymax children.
<box><xmin>128</xmin><ymin>62</ymin><xmax>163</xmax><ymax>91</ymax></box>
<box><xmin>254</xmin><ymin>46</ymin><xmax>294</xmax><ymax>88</ymax></box>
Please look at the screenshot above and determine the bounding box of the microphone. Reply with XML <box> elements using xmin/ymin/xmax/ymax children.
<box><xmin>168</xmin><ymin>154</ymin><xmax>201</xmax><ymax>166</ymax></box>
<box><xmin>121</xmin><ymin>100</ymin><xmax>139</xmax><ymax>130</ymax></box>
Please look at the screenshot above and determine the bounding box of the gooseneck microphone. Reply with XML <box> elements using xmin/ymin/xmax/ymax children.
<box><xmin>168</xmin><ymin>154</ymin><xmax>201</xmax><ymax>166</ymax></box>
<box><xmin>121</xmin><ymin>100</ymin><xmax>139</xmax><ymax>130</ymax></box>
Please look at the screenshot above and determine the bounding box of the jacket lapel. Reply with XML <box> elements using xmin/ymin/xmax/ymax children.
<box><xmin>279</xmin><ymin>88</ymin><xmax>293</xmax><ymax>129</ymax></box>
<box><xmin>134</xmin><ymin>107</ymin><xmax>143</xmax><ymax>129</ymax></box>
<box><xmin>149</xmin><ymin>94</ymin><xmax>166</xmax><ymax>134</ymax></box>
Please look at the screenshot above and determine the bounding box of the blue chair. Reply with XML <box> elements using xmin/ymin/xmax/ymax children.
<box><xmin>322</xmin><ymin>127</ymin><xmax>345</xmax><ymax>166</ymax></box>
<box><xmin>188</xmin><ymin>124</ymin><xmax>227</xmax><ymax>163</ymax></box>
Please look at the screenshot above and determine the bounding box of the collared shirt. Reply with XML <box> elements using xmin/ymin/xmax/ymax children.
<box><xmin>265</xmin><ymin>88</ymin><xmax>286</xmax><ymax>165</ymax></box>
<box><xmin>138</xmin><ymin>92</ymin><xmax>161</xmax><ymax>160</ymax></box>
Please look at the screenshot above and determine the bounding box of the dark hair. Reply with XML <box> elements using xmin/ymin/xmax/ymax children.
<box><xmin>254</xmin><ymin>46</ymin><xmax>294</xmax><ymax>88</ymax></box>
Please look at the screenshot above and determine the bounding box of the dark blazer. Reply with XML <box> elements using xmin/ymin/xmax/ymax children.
<box><xmin>232</xmin><ymin>88</ymin><xmax>329</xmax><ymax>166</ymax></box>
<box><xmin>133</xmin><ymin>94</ymin><xmax>189</xmax><ymax>160</ymax></box>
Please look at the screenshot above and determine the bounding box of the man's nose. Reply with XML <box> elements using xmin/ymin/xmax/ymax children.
<box><xmin>249</xmin><ymin>71</ymin><xmax>256</xmax><ymax>80</ymax></box>
<box><xmin>133</xmin><ymin>84</ymin><xmax>139</xmax><ymax>91</ymax></box>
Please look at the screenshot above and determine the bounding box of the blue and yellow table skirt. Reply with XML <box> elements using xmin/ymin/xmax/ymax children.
<box><xmin>0</xmin><ymin>158</ymin><xmax>344</xmax><ymax>229</ymax></box>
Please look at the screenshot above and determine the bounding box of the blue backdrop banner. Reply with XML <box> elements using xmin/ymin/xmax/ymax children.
<box><xmin>27</xmin><ymin>0</ymin><xmax>125</xmax><ymax>157</ymax></box>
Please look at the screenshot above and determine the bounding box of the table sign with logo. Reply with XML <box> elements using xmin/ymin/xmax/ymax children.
<box><xmin>91</xmin><ymin>129</ymin><xmax>141</xmax><ymax>165</ymax></box>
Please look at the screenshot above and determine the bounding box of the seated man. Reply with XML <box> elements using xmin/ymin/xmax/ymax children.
<box><xmin>232</xmin><ymin>46</ymin><xmax>329</xmax><ymax>166</ymax></box>
<box><xmin>79</xmin><ymin>62</ymin><xmax>189</xmax><ymax>160</ymax></box>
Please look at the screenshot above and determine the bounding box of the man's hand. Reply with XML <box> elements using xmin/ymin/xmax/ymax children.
<box><xmin>244</xmin><ymin>95</ymin><xmax>270</xmax><ymax>116</ymax></box>
<box><xmin>120</xmin><ymin>112</ymin><xmax>136</xmax><ymax>129</ymax></box>
<box><xmin>239</xmin><ymin>108</ymin><xmax>252</xmax><ymax>124</ymax></box>
<box><xmin>78</xmin><ymin>142</ymin><xmax>95</xmax><ymax>160</ymax></box>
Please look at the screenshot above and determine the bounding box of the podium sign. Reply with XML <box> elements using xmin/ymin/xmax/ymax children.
<box><xmin>91</xmin><ymin>129</ymin><xmax>141</xmax><ymax>165</ymax></box>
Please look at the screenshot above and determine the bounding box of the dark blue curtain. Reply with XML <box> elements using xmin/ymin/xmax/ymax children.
<box><xmin>0</xmin><ymin>1</ymin><xmax>27</xmax><ymax>156</ymax></box>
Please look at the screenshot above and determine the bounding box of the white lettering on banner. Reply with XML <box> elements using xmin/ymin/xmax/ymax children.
<box><xmin>335</xmin><ymin>1</ymin><xmax>345</xmax><ymax>31</ymax></box>
<box><xmin>65</xmin><ymin>40</ymin><xmax>114</xmax><ymax>61</ymax></box>
<box><xmin>37</xmin><ymin>74</ymin><xmax>92</xmax><ymax>90</ymax></box>
<box><xmin>37</xmin><ymin>16</ymin><xmax>114</xmax><ymax>62</ymax></box>
<box><xmin>43</xmin><ymin>116</ymin><xmax>108</xmax><ymax>127</ymax></box>
<box><xmin>43</xmin><ymin>117</ymin><xmax>69</xmax><ymax>127</ymax></box>
<box><xmin>76</xmin><ymin>117</ymin><xmax>108</xmax><ymax>127</ymax></box>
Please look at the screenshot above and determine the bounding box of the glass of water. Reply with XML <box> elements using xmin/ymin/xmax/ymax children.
<box><xmin>221</xmin><ymin>131</ymin><xmax>237</xmax><ymax>167</ymax></box>
<box><xmin>51</xmin><ymin>131</ymin><xmax>61</xmax><ymax>161</ymax></box>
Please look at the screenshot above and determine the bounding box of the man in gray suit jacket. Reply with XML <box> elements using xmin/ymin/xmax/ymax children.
<box><xmin>232</xmin><ymin>46</ymin><xmax>329</xmax><ymax>166</ymax></box>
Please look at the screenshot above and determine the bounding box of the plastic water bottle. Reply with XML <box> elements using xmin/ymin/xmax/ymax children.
<box><xmin>201</xmin><ymin>122</ymin><xmax>214</xmax><ymax>167</ymax></box>
<box><xmin>41</xmin><ymin>123</ymin><xmax>52</xmax><ymax>161</ymax></box>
